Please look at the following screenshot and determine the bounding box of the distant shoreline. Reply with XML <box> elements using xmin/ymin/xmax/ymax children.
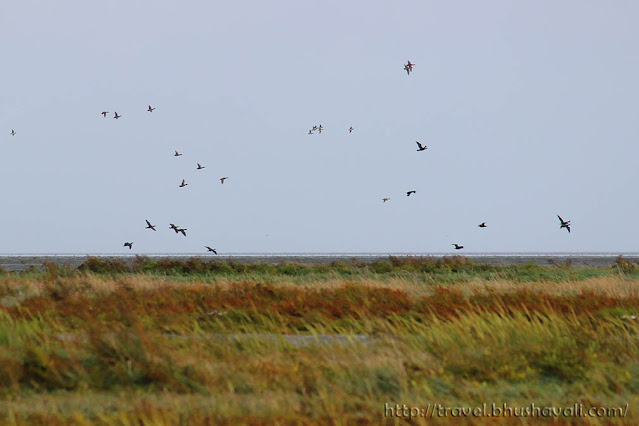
<box><xmin>0</xmin><ymin>253</ymin><xmax>636</xmax><ymax>272</ymax></box>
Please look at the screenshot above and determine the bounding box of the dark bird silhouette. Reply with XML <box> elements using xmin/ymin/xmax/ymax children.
<box><xmin>318</xmin><ymin>124</ymin><xmax>323</xmax><ymax>134</ymax></box>
<box><xmin>145</xmin><ymin>220</ymin><xmax>156</xmax><ymax>231</ymax></box>
<box><xmin>123</xmin><ymin>242</ymin><xmax>133</xmax><ymax>249</ymax></box>
<box><xmin>452</xmin><ymin>244</ymin><xmax>464</xmax><ymax>250</ymax></box>
<box><xmin>404</xmin><ymin>60</ymin><xmax>415</xmax><ymax>75</ymax></box>
<box><xmin>169</xmin><ymin>223</ymin><xmax>179</xmax><ymax>233</ymax></box>
<box><xmin>220</xmin><ymin>177</ymin><xmax>228</xmax><ymax>184</ymax></box>
<box><xmin>101</xmin><ymin>111</ymin><xmax>109</xmax><ymax>117</ymax></box>
<box><xmin>147</xmin><ymin>105</ymin><xmax>155</xmax><ymax>112</ymax></box>
<box><xmin>478</xmin><ymin>222</ymin><xmax>487</xmax><ymax>228</ymax></box>
<box><xmin>406</xmin><ymin>190</ymin><xmax>416</xmax><ymax>197</ymax></box>
<box><xmin>177</xmin><ymin>228</ymin><xmax>187</xmax><ymax>236</ymax></box>
<box><xmin>312</xmin><ymin>125</ymin><xmax>318</xmax><ymax>131</ymax></box>
<box><xmin>308</xmin><ymin>130</ymin><xmax>313</xmax><ymax>135</ymax></box>
<box><xmin>179</xmin><ymin>179</ymin><xmax>188</xmax><ymax>188</ymax></box>
<box><xmin>10</xmin><ymin>129</ymin><xmax>15</xmax><ymax>136</ymax></box>
<box><xmin>205</xmin><ymin>246</ymin><xmax>218</xmax><ymax>254</ymax></box>
<box><xmin>349</xmin><ymin>126</ymin><xmax>354</xmax><ymax>133</ymax></box>
<box><xmin>113</xmin><ymin>112</ymin><xmax>121</xmax><ymax>119</ymax></box>
<box><xmin>416</xmin><ymin>141</ymin><xmax>427</xmax><ymax>151</ymax></box>
<box><xmin>174</xmin><ymin>150</ymin><xmax>182</xmax><ymax>157</ymax></box>
<box><xmin>382</xmin><ymin>198</ymin><xmax>390</xmax><ymax>202</ymax></box>
<box><xmin>197</xmin><ymin>163</ymin><xmax>205</xmax><ymax>170</ymax></box>
<box><xmin>557</xmin><ymin>215</ymin><xmax>571</xmax><ymax>233</ymax></box>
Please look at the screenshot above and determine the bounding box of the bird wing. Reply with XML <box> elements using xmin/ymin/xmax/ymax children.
<box><xmin>557</xmin><ymin>215</ymin><xmax>564</xmax><ymax>223</ymax></box>
<box><xmin>146</xmin><ymin>220</ymin><xmax>151</xmax><ymax>226</ymax></box>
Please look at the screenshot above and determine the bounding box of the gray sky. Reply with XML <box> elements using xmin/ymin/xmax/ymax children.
<box><xmin>2</xmin><ymin>1</ymin><xmax>638</xmax><ymax>254</ymax></box>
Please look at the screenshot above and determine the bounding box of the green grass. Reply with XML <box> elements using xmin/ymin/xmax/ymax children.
<box><xmin>60</xmin><ymin>254</ymin><xmax>639</xmax><ymax>287</ymax></box>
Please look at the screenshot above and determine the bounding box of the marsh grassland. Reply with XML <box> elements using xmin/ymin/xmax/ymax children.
<box><xmin>1</xmin><ymin>256</ymin><xmax>639</xmax><ymax>425</ymax></box>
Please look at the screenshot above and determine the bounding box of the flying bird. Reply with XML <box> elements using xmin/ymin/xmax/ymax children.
<box><xmin>452</xmin><ymin>244</ymin><xmax>464</xmax><ymax>250</ymax></box>
<box><xmin>404</xmin><ymin>60</ymin><xmax>415</xmax><ymax>75</ymax></box>
<box><xmin>416</xmin><ymin>141</ymin><xmax>427</xmax><ymax>151</ymax></box>
<box><xmin>145</xmin><ymin>220</ymin><xmax>156</xmax><ymax>231</ymax></box>
<box><xmin>312</xmin><ymin>125</ymin><xmax>318</xmax><ymax>131</ymax></box>
<box><xmin>349</xmin><ymin>126</ymin><xmax>354</xmax><ymax>133</ymax></box>
<box><xmin>382</xmin><ymin>198</ymin><xmax>390</xmax><ymax>202</ymax></box>
<box><xmin>10</xmin><ymin>129</ymin><xmax>15</xmax><ymax>136</ymax></box>
<box><xmin>101</xmin><ymin>111</ymin><xmax>109</xmax><ymax>117</ymax></box>
<box><xmin>406</xmin><ymin>190</ymin><xmax>416</xmax><ymax>197</ymax></box>
<box><xmin>197</xmin><ymin>163</ymin><xmax>205</xmax><ymax>170</ymax></box>
<box><xmin>318</xmin><ymin>124</ymin><xmax>323</xmax><ymax>134</ymax></box>
<box><xmin>147</xmin><ymin>105</ymin><xmax>156</xmax><ymax>112</ymax></box>
<box><xmin>123</xmin><ymin>242</ymin><xmax>133</xmax><ymax>250</ymax></box>
<box><xmin>308</xmin><ymin>130</ymin><xmax>313</xmax><ymax>135</ymax></box>
<box><xmin>174</xmin><ymin>150</ymin><xmax>182</xmax><ymax>157</ymax></box>
<box><xmin>113</xmin><ymin>112</ymin><xmax>121</xmax><ymax>119</ymax></box>
<box><xmin>205</xmin><ymin>246</ymin><xmax>218</xmax><ymax>254</ymax></box>
<box><xmin>169</xmin><ymin>223</ymin><xmax>180</xmax><ymax>233</ymax></box>
<box><xmin>220</xmin><ymin>177</ymin><xmax>228</xmax><ymax>184</ymax></box>
<box><xmin>478</xmin><ymin>222</ymin><xmax>487</xmax><ymax>228</ymax></box>
<box><xmin>557</xmin><ymin>215</ymin><xmax>571</xmax><ymax>233</ymax></box>
<box><xmin>179</xmin><ymin>179</ymin><xmax>188</xmax><ymax>188</ymax></box>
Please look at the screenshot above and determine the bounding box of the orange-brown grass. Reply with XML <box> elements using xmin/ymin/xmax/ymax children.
<box><xmin>4</xmin><ymin>282</ymin><xmax>639</xmax><ymax>330</ymax></box>
<box><xmin>3</xmin><ymin>271</ymin><xmax>639</xmax><ymax>301</ymax></box>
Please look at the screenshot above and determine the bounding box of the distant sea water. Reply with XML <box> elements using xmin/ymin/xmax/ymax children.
<box><xmin>0</xmin><ymin>252</ymin><xmax>637</xmax><ymax>272</ymax></box>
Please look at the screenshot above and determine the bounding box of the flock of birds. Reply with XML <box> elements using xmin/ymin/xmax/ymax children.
<box><xmin>8</xmin><ymin>60</ymin><xmax>572</xmax><ymax>254</ymax></box>
<box><xmin>318</xmin><ymin>60</ymin><xmax>571</xmax><ymax>252</ymax></box>
<box><xmin>95</xmin><ymin>105</ymin><xmax>225</xmax><ymax>253</ymax></box>
<box><xmin>375</xmin><ymin>61</ymin><xmax>571</xmax><ymax>251</ymax></box>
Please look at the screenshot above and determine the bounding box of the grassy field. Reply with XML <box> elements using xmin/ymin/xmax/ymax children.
<box><xmin>0</xmin><ymin>256</ymin><xmax>638</xmax><ymax>424</ymax></box>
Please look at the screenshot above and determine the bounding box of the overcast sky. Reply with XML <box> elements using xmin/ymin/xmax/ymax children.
<box><xmin>2</xmin><ymin>1</ymin><xmax>638</xmax><ymax>254</ymax></box>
